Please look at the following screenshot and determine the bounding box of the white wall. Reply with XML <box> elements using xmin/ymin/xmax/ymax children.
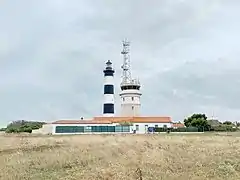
<box><xmin>51</xmin><ymin>122</ymin><xmax>171</xmax><ymax>135</ymax></box>
<box><xmin>119</xmin><ymin>89</ymin><xmax>142</xmax><ymax>116</ymax></box>
<box><xmin>32</xmin><ymin>124</ymin><xmax>53</xmax><ymax>135</ymax></box>
<box><xmin>131</xmin><ymin>123</ymin><xmax>172</xmax><ymax>134</ymax></box>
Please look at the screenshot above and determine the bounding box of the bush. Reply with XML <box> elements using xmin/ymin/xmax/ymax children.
<box><xmin>223</xmin><ymin>121</ymin><xmax>234</xmax><ymax>126</ymax></box>
<box><xmin>5</xmin><ymin>120</ymin><xmax>45</xmax><ymax>133</ymax></box>
<box><xmin>5</xmin><ymin>127</ymin><xmax>20</xmax><ymax>133</ymax></box>
<box><xmin>212</xmin><ymin>125</ymin><xmax>237</xmax><ymax>132</ymax></box>
<box><xmin>23</xmin><ymin>127</ymin><xmax>32</xmax><ymax>133</ymax></box>
<box><xmin>119</xmin><ymin>121</ymin><xmax>133</xmax><ymax>126</ymax></box>
<box><xmin>154</xmin><ymin>127</ymin><xmax>200</xmax><ymax>132</ymax></box>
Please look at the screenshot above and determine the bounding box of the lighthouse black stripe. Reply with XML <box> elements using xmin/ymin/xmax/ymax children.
<box><xmin>103</xmin><ymin>103</ymin><xmax>114</xmax><ymax>114</ymax></box>
<box><xmin>103</xmin><ymin>69</ymin><xmax>115</xmax><ymax>76</ymax></box>
<box><xmin>104</xmin><ymin>85</ymin><xmax>114</xmax><ymax>94</ymax></box>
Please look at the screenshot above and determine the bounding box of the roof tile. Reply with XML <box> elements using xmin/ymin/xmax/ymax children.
<box><xmin>52</xmin><ymin>116</ymin><xmax>172</xmax><ymax>124</ymax></box>
<box><xmin>52</xmin><ymin>120</ymin><xmax>111</xmax><ymax>124</ymax></box>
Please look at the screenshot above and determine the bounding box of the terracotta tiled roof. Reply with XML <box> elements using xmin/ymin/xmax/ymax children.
<box><xmin>94</xmin><ymin>116</ymin><xmax>172</xmax><ymax>123</ymax></box>
<box><xmin>52</xmin><ymin>116</ymin><xmax>172</xmax><ymax>124</ymax></box>
<box><xmin>52</xmin><ymin>120</ymin><xmax>112</xmax><ymax>124</ymax></box>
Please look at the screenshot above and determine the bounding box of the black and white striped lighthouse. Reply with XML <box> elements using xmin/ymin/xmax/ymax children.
<box><xmin>103</xmin><ymin>60</ymin><xmax>115</xmax><ymax>117</ymax></box>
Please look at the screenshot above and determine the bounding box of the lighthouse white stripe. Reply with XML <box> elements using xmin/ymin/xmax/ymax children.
<box><xmin>104</xmin><ymin>94</ymin><xmax>114</xmax><ymax>104</ymax></box>
<box><xmin>103</xmin><ymin>113</ymin><xmax>114</xmax><ymax>117</ymax></box>
<box><xmin>104</xmin><ymin>76</ymin><xmax>114</xmax><ymax>85</ymax></box>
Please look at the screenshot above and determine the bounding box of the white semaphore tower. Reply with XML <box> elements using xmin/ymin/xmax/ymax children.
<box><xmin>119</xmin><ymin>40</ymin><xmax>142</xmax><ymax>117</ymax></box>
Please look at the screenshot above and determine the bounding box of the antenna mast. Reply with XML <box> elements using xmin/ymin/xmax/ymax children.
<box><xmin>121</xmin><ymin>39</ymin><xmax>131</xmax><ymax>85</ymax></box>
<box><xmin>119</xmin><ymin>39</ymin><xmax>142</xmax><ymax>117</ymax></box>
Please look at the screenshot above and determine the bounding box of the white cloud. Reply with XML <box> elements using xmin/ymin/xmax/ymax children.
<box><xmin>0</xmin><ymin>0</ymin><xmax>240</xmax><ymax>126</ymax></box>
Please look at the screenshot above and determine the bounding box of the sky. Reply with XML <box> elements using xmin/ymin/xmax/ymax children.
<box><xmin>1</xmin><ymin>0</ymin><xmax>240</xmax><ymax>127</ymax></box>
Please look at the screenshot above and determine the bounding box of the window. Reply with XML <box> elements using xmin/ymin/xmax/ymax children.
<box><xmin>155</xmin><ymin>125</ymin><xmax>158</xmax><ymax>128</ymax></box>
<box><xmin>132</xmin><ymin>106</ymin><xmax>134</xmax><ymax>110</ymax></box>
<box><xmin>84</xmin><ymin>126</ymin><xmax>92</xmax><ymax>133</ymax></box>
<box><xmin>163</xmin><ymin>125</ymin><xmax>167</xmax><ymax>129</ymax></box>
<box><xmin>55</xmin><ymin>126</ymin><xmax>133</xmax><ymax>133</ymax></box>
<box><xmin>55</xmin><ymin>126</ymin><xmax>84</xmax><ymax>133</ymax></box>
<box><xmin>132</xmin><ymin>97</ymin><xmax>134</xmax><ymax>101</ymax></box>
<box><xmin>136</xmin><ymin>125</ymin><xmax>139</xmax><ymax>131</ymax></box>
<box><xmin>85</xmin><ymin>126</ymin><xmax>91</xmax><ymax>130</ymax></box>
<box><xmin>123</xmin><ymin>97</ymin><xmax>125</xmax><ymax>101</ymax></box>
<box><xmin>115</xmin><ymin>126</ymin><xmax>130</xmax><ymax>132</ymax></box>
<box><xmin>122</xmin><ymin>126</ymin><xmax>130</xmax><ymax>132</ymax></box>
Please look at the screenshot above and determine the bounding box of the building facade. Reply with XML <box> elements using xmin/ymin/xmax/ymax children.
<box><xmin>49</xmin><ymin>117</ymin><xmax>172</xmax><ymax>135</ymax></box>
<box><xmin>119</xmin><ymin>81</ymin><xmax>142</xmax><ymax>116</ymax></box>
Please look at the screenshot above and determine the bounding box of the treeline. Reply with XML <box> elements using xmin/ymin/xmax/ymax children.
<box><xmin>0</xmin><ymin>128</ymin><xmax>6</xmax><ymax>131</ymax></box>
<box><xmin>4</xmin><ymin>120</ymin><xmax>46</xmax><ymax>133</ymax></box>
<box><xmin>183</xmin><ymin>114</ymin><xmax>239</xmax><ymax>132</ymax></box>
<box><xmin>155</xmin><ymin>114</ymin><xmax>239</xmax><ymax>133</ymax></box>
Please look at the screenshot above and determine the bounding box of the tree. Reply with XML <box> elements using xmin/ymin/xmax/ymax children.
<box><xmin>5</xmin><ymin>120</ymin><xmax>45</xmax><ymax>133</ymax></box>
<box><xmin>207</xmin><ymin>119</ymin><xmax>222</xmax><ymax>127</ymax></box>
<box><xmin>223</xmin><ymin>121</ymin><xmax>234</xmax><ymax>126</ymax></box>
<box><xmin>236</xmin><ymin>122</ymin><xmax>240</xmax><ymax>127</ymax></box>
<box><xmin>184</xmin><ymin>114</ymin><xmax>209</xmax><ymax>129</ymax></box>
<box><xmin>119</xmin><ymin>121</ymin><xmax>133</xmax><ymax>126</ymax></box>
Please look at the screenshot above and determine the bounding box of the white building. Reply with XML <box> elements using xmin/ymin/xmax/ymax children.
<box><xmin>48</xmin><ymin>116</ymin><xmax>172</xmax><ymax>135</ymax></box>
<box><xmin>119</xmin><ymin>40</ymin><xmax>142</xmax><ymax>116</ymax></box>
<box><xmin>119</xmin><ymin>80</ymin><xmax>142</xmax><ymax>116</ymax></box>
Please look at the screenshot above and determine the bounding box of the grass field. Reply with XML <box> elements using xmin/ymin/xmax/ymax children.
<box><xmin>0</xmin><ymin>133</ymin><xmax>240</xmax><ymax>180</ymax></box>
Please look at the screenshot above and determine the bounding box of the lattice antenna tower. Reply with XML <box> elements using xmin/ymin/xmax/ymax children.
<box><xmin>121</xmin><ymin>39</ymin><xmax>132</xmax><ymax>84</ymax></box>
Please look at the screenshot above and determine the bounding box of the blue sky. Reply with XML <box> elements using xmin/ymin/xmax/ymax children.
<box><xmin>1</xmin><ymin>0</ymin><xmax>240</xmax><ymax>127</ymax></box>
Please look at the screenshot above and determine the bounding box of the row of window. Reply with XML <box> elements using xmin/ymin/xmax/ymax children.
<box><xmin>123</xmin><ymin>97</ymin><xmax>136</xmax><ymax>101</ymax></box>
<box><xmin>55</xmin><ymin>126</ymin><xmax>131</xmax><ymax>133</ymax></box>
<box><xmin>55</xmin><ymin>125</ymin><xmax>168</xmax><ymax>133</ymax></box>
<box><xmin>121</xmin><ymin>85</ymin><xmax>140</xmax><ymax>90</ymax></box>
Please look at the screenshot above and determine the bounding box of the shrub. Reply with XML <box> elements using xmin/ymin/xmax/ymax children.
<box><xmin>5</xmin><ymin>120</ymin><xmax>45</xmax><ymax>133</ymax></box>
<box><xmin>212</xmin><ymin>125</ymin><xmax>237</xmax><ymax>132</ymax></box>
<box><xmin>23</xmin><ymin>127</ymin><xmax>32</xmax><ymax>133</ymax></box>
<box><xmin>119</xmin><ymin>121</ymin><xmax>133</xmax><ymax>126</ymax></box>
<box><xmin>0</xmin><ymin>128</ymin><xmax>6</xmax><ymax>132</ymax></box>
<box><xmin>155</xmin><ymin>127</ymin><xmax>200</xmax><ymax>132</ymax></box>
<box><xmin>5</xmin><ymin>127</ymin><xmax>20</xmax><ymax>133</ymax></box>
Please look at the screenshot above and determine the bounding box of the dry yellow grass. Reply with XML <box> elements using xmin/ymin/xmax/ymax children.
<box><xmin>0</xmin><ymin>133</ymin><xmax>240</xmax><ymax>180</ymax></box>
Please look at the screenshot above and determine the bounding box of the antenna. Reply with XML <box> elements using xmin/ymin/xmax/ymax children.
<box><xmin>121</xmin><ymin>39</ymin><xmax>131</xmax><ymax>84</ymax></box>
<box><xmin>119</xmin><ymin>40</ymin><xmax>142</xmax><ymax>117</ymax></box>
